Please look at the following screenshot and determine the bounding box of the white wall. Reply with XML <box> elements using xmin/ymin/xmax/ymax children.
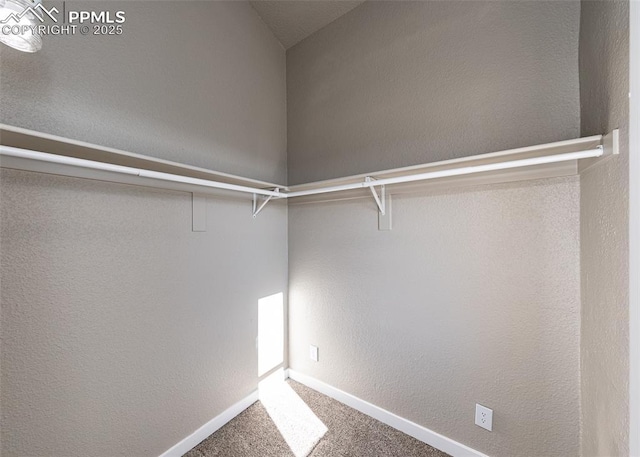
<box><xmin>286</xmin><ymin>1</ymin><xmax>580</xmax><ymax>184</ymax></box>
<box><xmin>629</xmin><ymin>3</ymin><xmax>640</xmax><ymax>455</ymax></box>
<box><xmin>0</xmin><ymin>1</ymin><xmax>286</xmax><ymax>184</ymax></box>
<box><xmin>0</xmin><ymin>2</ymin><xmax>287</xmax><ymax>456</ymax></box>
<box><xmin>579</xmin><ymin>1</ymin><xmax>630</xmax><ymax>455</ymax></box>
<box><xmin>286</xmin><ymin>2</ymin><xmax>583</xmax><ymax>456</ymax></box>
<box><xmin>0</xmin><ymin>172</ymin><xmax>288</xmax><ymax>457</ymax></box>
<box><xmin>288</xmin><ymin>179</ymin><xmax>581</xmax><ymax>457</ymax></box>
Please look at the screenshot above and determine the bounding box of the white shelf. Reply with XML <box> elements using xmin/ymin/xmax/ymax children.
<box><xmin>287</xmin><ymin>133</ymin><xmax>613</xmax><ymax>204</ymax></box>
<box><xmin>0</xmin><ymin>124</ymin><xmax>287</xmax><ymax>191</ymax></box>
<box><xmin>0</xmin><ymin>124</ymin><xmax>618</xmax><ymax>209</ymax></box>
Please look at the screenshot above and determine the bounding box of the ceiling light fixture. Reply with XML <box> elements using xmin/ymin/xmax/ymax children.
<box><xmin>0</xmin><ymin>0</ymin><xmax>43</xmax><ymax>53</ymax></box>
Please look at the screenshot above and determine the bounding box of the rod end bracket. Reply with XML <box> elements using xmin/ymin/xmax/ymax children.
<box><xmin>579</xmin><ymin>129</ymin><xmax>620</xmax><ymax>173</ymax></box>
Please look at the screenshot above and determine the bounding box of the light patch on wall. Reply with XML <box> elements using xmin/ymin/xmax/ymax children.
<box><xmin>259</xmin><ymin>369</ymin><xmax>327</xmax><ymax>457</ymax></box>
<box><xmin>258</xmin><ymin>292</ymin><xmax>284</xmax><ymax>376</ymax></box>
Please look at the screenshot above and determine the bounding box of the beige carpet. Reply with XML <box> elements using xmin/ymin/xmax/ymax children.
<box><xmin>185</xmin><ymin>380</ymin><xmax>450</xmax><ymax>457</ymax></box>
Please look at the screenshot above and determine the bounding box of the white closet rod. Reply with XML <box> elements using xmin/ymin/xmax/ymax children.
<box><xmin>0</xmin><ymin>144</ymin><xmax>604</xmax><ymax>199</ymax></box>
<box><xmin>286</xmin><ymin>148</ymin><xmax>603</xmax><ymax>198</ymax></box>
<box><xmin>0</xmin><ymin>145</ymin><xmax>283</xmax><ymax>198</ymax></box>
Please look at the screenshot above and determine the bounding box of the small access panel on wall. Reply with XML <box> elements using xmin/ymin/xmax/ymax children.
<box><xmin>378</xmin><ymin>193</ymin><xmax>392</xmax><ymax>231</ymax></box>
<box><xmin>192</xmin><ymin>193</ymin><xmax>207</xmax><ymax>232</ymax></box>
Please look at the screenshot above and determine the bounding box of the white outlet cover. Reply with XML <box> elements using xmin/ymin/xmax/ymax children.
<box><xmin>309</xmin><ymin>345</ymin><xmax>319</xmax><ymax>362</ymax></box>
<box><xmin>475</xmin><ymin>404</ymin><xmax>493</xmax><ymax>431</ymax></box>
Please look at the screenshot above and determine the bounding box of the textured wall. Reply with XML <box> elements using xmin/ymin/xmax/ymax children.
<box><xmin>250</xmin><ymin>1</ymin><xmax>365</xmax><ymax>49</ymax></box>
<box><xmin>286</xmin><ymin>1</ymin><xmax>580</xmax><ymax>184</ymax></box>
<box><xmin>0</xmin><ymin>170</ymin><xmax>288</xmax><ymax>457</ymax></box>
<box><xmin>288</xmin><ymin>178</ymin><xmax>581</xmax><ymax>457</ymax></box>
<box><xmin>0</xmin><ymin>1</ymin><xmax>287</xmax><ymax>184</ymax></box>
<box><xmin>286</xmin><ymin>1</ymin><xmax>583</xmax><ymax>455</ymax></box>
<box><xmin>579</xmin><ymin>1</ymin><xmax>630</xmax><ymax>455</ymax></box>
<box><xmin>0</xmin><ymin>2</ymin><xmax>288</xmax><ymax>456</ymax></box>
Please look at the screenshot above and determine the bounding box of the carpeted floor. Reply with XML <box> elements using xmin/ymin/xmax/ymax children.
<box><xmin>185</xmin><ymin>380</ymin><xmax>450</xmax><ymax>457</ymax></box>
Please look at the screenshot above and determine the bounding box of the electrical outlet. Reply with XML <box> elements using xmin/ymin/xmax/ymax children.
<box><xmin>475</xmin><ymin>404</ymin><xmax>493</xmax><ymax>431</ymax></box>
<box><xmin>309</xmin><ymin>345</ymin><xmax>319</xmax><ymax>362</ymax></box>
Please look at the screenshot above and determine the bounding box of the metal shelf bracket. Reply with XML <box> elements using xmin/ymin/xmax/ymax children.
<box><xmin>365</xmin><ymin>177</ymin><xmax>386</xmax><ymax>215</ymax></box>
<box><xmin>253</xmin><ymin>188</ymin><xmax>281</xmax><ymax>218</ymax></box>
<box><xmin>578</xmin><ymin>129</ymin><xmax>619</xmax><ymax>173</ymax></box>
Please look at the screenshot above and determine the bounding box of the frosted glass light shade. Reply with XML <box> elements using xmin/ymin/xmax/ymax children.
<box><xmin>0</xmin><ymin>0</ymin><xmax>43</xmax><ymax>52</ymax></box>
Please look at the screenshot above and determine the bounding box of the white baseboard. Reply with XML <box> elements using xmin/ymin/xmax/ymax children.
<box><xmin>159</xmin><ymin>390</ymin><xmax>259</xmax><ymax>457</ymax></box>
<box><xmin>286</xmin><ymin>369</ymin><xmax>488</xmax><ymax>457</ymax></box>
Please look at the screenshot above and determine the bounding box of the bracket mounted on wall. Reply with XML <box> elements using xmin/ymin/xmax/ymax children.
<box><xmin>0</xmin><ymin>124</ymin><xmax>620</xmax><ymax>226</ymax></box>
<box><xmin>253</xmin><ymin>189</ymin><xmax>281</xmax><ymax>218</ymax></box>
<box><xmin>578</xmin><ymin>129</ymin><xmax>619</xmax><ymax>173</ymax></box>
<box><xmin>365</xmin><ymin>177</ymin><xmax>386</xmax><ymax>215</ymax></box>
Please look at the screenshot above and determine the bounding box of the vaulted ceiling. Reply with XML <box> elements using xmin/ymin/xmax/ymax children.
<box><xmin>250</xmin><ymin>1</ymin><xmax>366</xmax><ymax>49</ymax></box>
